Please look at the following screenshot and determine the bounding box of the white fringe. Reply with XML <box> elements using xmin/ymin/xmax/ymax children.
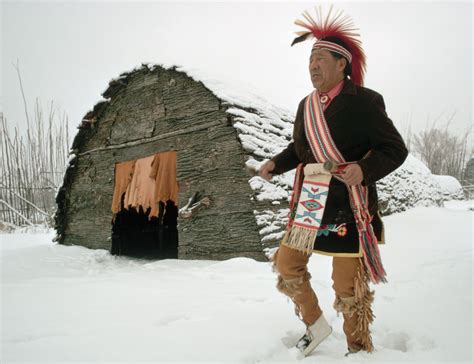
<box><xmin>281</xmin><ymin>226</ymin><xmax>318</xmax><ymax>255</ymax></box>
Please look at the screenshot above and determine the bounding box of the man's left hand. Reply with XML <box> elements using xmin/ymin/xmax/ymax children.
<box><xmin>341</xmin><ymin>164</ymin><xmax>364</xmax><ymax>186</ymax></box>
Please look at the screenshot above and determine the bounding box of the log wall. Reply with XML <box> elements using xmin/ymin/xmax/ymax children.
<box><xmin>59</xmin><ymin>66</ymin><xmax>266</xmax><ymax>261</ymax></box>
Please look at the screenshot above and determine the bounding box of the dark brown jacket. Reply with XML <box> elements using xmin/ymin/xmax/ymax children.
<box><xmin>271</xmin><ymin>79</ymin><xmax>408</xmax><ymax>224</ymax></box>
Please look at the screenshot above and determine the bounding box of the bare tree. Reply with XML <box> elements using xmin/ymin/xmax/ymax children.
<box><xmin>412</xmin><ymin>112</ymin><xmax>472</xmax><ymax>180</ymax></box>
<box><xmin>0</xmin><ymin>60</ymin><xmax>71</xmax><ymax>226</ymax></box>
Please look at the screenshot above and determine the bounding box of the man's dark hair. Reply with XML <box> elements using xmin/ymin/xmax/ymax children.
<box><xmin>322</xmin><ymin>36</ymin><xmax>352</xmax><ymax>78</ymax></box>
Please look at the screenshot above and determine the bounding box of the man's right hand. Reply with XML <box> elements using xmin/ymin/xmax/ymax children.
<box><xmin>259</xmin><ymin>160</ymin><xmax>276</xmax><ymax>181</ymax></box>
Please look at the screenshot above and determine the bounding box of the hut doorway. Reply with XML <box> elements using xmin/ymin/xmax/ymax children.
<box><xmin>110</xmin><ymin>151</ymin><xmax>179</xmax><ymax>259</ymax></box>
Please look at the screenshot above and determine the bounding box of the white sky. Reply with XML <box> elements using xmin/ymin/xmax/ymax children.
<box><xmin>2</xmin><ymin>1</ymin><xmax>473</xmax><ymax>140</ymax></box>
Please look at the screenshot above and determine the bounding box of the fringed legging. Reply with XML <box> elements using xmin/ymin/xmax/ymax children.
<box><xmin>272</xmin><ymin>243</ymin><xmax>375</xmax><ymax>353</ymax></box>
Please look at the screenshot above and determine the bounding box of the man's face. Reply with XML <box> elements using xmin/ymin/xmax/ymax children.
<box><xmin>309</xmin><ymin>48</ymin><xmax>347</xmax><ymax>92</ymax></box>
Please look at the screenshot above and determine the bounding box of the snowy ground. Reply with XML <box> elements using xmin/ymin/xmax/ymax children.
<box><xmin>1</xmin><ymin>201</ymin><xmax>472</xmax><ymax>364</ymax></box>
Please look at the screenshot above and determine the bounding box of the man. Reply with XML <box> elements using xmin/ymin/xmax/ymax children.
<box><xmin>259</xmin><ymin>6</ymin><xmax>408</xmax><ymax>358</ymax></box>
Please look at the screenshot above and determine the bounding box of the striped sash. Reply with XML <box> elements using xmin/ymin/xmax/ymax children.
<box><xmin>282</xmin><ymin>90</ymin><xmax>387</xmax><ymax>284</ymax></box>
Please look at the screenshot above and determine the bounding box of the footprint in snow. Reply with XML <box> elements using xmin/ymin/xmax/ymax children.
<box><xmin>152</xmin><ymin>314</ymin><xmax>190</xmax><ymax>326</ymax></box>
<box><xmin>381</xmin><ymin>331</ymin><xmax>436</xmax><ymax>352</ymax></box>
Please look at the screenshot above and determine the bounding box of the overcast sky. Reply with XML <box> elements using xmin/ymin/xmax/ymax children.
<box><xmin>2</xmin><ymin>1</ymin><xmax>472</xmax><ymax>141</ymax></box>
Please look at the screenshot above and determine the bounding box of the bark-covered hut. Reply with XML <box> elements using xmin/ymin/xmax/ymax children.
<box><xmin>54</xmin><ymin>63</ymin><xmax>296</xmax><ymax>261</ymax></box>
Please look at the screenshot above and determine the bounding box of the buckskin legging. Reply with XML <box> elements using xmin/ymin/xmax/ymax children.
<box><xmin>272</xmin><ymin>243</ymin><xmax>375</xmax><ymax>352</ymax></box>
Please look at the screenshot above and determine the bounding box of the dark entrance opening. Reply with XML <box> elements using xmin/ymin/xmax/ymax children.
<box><xmin>109</xmin><ymin>150</ymin><xmax>179</xmax><ymax>260</ymax></box>
<box><xmin>111</xmin><ymin>198</ymin><xmax>178</xmax><ymax>259</ymax></box>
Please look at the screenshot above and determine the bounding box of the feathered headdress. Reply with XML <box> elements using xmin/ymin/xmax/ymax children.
<box><xmin>291</xmin><ymin>5</ymin><xmax>367</xmax><ymax>86</ymax></box>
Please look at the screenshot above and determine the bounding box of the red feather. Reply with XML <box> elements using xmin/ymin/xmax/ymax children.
<box><xmin>292</xmin><ymin>5</ymin><xmax>367</xmax><ymax>87</ymax></box>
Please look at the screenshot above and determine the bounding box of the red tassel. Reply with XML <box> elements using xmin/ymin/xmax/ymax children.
<box><xmin>360</xmin><ymin>223</ymin><xmax>387</xmax><ymax>284</ymax></box>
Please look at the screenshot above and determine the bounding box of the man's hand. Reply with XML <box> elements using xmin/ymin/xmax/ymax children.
<box><xmin>259</xmin><ymin>160</ymin><xmax>275</xmax><ymax>181</ymax></box>
<box><xmin>341</xmin><ymin>164</ymin><xmax>364</xmax><ymax>186</ymax></box>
